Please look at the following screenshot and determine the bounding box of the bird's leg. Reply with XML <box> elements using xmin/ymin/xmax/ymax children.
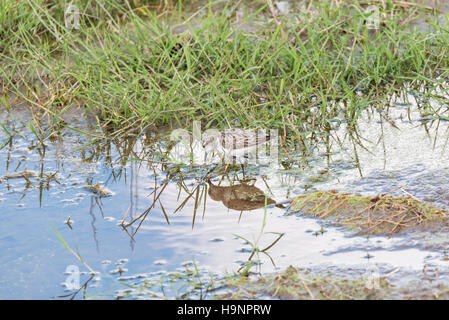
<box><xmin>203</xmin><ymin>163</ymin><xmax>219</xmax><ymax>182</ymax></box>
<box><xmin>220</xmin><ymin>150</ymin><xmax>232</xmax><ymax>172</ymax></box>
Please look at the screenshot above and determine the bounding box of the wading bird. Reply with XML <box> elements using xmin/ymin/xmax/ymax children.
<box><xmin>201</xmin><ymin>128</ymin><xmax>271</xmax><ymax>164</ymax></box>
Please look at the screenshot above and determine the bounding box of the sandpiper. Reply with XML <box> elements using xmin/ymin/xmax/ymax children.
<box><xmin>201</xmin><ymin>128</ymin><xmax>270</xmax><ymax>162</ymax></box>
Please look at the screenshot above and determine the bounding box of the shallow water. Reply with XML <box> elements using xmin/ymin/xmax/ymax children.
<box><xmin>2</xmin><ymin>86</ymin><xmax>449</xmax><ymax>299</ymax></box>
<box><xmin>170</xmin><ymin>0</ymin><xmax>449</xmax><ymax>36</ymax></box>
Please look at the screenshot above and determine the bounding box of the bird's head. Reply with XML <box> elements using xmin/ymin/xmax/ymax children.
<box><xmin>201</xmin><ymin>135</ymin><xmax>218</xmax><ymax>151</ymax></box>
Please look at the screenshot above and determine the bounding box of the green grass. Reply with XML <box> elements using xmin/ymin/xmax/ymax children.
<box><xmin>1</xmin><ymin>0</ymin><xmax>449</xmax><ymax>143</ymax></box>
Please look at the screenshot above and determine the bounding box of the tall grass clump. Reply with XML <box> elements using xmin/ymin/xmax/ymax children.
<box><xmin>0</xmin><ymin>0</ymin><xmax>448</xmax><ymax>142</ymax></box>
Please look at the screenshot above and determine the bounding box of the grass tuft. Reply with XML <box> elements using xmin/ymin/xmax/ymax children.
<box><xmin>290</xmin><ymin>190</ymin><xmax>449</xmax><ymax>235</ymax></box>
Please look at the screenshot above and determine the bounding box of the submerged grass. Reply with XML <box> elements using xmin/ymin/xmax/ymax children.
<box><xmin>289</xmin><ymin>190</ymin><xmax>449</xmax><ymax>235</ymax></box>
<box><xmin>221</xmin><ymin>266</ymin><xmax>393</xmax><ymax>299</ymax></box>
<box><xmin>219</xmin><ymin>265</ymin><xmax>449</xmax><ymax>300</ymax></box>
<box><xmin>1</xmin><ymin>0</ymin><xmax>449</xmax><ymax>143</ymax></box>
<box><xmin>108</xmin><ymin>262</ymin><xmax>449</xmax><ymax>300</ymax></box>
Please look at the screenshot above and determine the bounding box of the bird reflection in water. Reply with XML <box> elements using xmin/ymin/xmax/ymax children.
<box><xmin>207</xmin><ymin>178</ymin><xmax>284</xmax><ymax>211</ymax></box>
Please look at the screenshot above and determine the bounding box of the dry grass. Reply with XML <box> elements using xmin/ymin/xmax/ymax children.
<box><xmin>290</xmin><ymin>190</ymin><xmax>449</xmax><ymax>235</ymax></box>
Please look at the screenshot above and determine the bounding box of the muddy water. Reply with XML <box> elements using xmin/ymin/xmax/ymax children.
<box><xmin>2</xmin><ymin>87</ymin><xmax>449</xmax><ymax>299</ymax></box>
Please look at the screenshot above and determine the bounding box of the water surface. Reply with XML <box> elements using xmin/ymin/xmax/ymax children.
<box><xmin>2</xmin><ymin>87</ymin><xmax>449</xmax><ymax>299</ymax></box>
